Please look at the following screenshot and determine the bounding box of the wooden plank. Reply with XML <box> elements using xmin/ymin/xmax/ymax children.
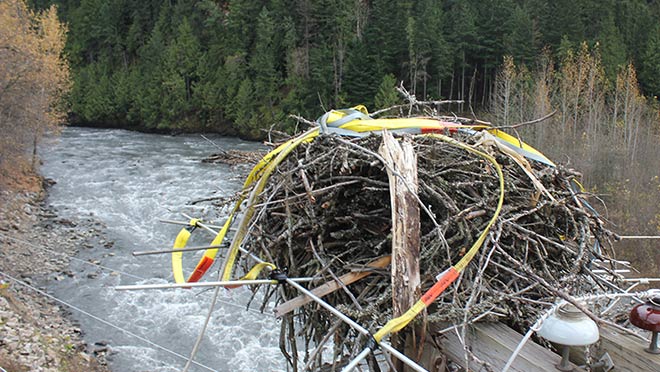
<box><xmin>273</xmin><ymin>255</ymin><xmax>391</xmax><ymax>317</ymax></box>
<box><xmin>439</xmin><ymin>322</ymin><xmax>585</xmax><ymax>372</ymax></box>
<box><xmin>595</xmin><ymin>325</ymin><xmax>660</xmax><ymax>371</ymax></box>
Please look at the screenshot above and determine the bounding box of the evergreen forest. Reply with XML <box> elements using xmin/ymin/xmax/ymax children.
<box><xmin>29</xmin><ymin>0</ymin><xmax>660</xmax><ymax>137</ymax></box>
<box><xmin>20</xmin><ymin>0</ymin><xmax>660</xmax><ymax>272</ymax></box>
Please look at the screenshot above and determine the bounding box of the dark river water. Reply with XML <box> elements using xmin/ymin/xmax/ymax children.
<box><xmin>40</xmin><ymin>127</ymin><xmax>287</xmax><ymax>372</ymax></box>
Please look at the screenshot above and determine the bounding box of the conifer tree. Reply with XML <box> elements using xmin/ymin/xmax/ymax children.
<box><xmin>374</xmin><ymin>74</ymin><xmax>400</xmax><ymax>110</ymax></box>
<box><xmin>413</xmin><ymin>0</ymin><xmax>451</xmax><ymax>99</ymax></box>
<box><xmin>445</xmin><ymin>0</ymin><xmax>478</xmax><ymax>108</ymax></box>
<box><xmin>504</xmin><ymin>4</ymin><xmax>536</xmax><ymax>65</ymax></box>
<box><xmin>597</xmin><ymin>14</ymin><xmax>627</xmax><ymax>82</ymax></box>
<box><xmin>640</xmin><ymin>23</ymin><xmax>660</xmax><ymax>97</ymax></box>
<box><xmin>251</xmin><ymin>7</ymin><xmax>281</xmax><ymax>122</ymax></box>
<box><xmin>26</xmin><ymin>0</ymin><xmax>660</xmax><ymax>136</ymax></box>
<box><xmin>343</xmin><ymin>39</ymin><xmax>380</xmax><ymax>107</ymax></box>
<box><xmin>159</xmin><ymin>18</ymin><xmax>202</xmax><ymax>128</ymax></box>
<box><xmin>136</xmin><ymin>14</ymin><xmax>168</xmax><ymax>128</ymax></box>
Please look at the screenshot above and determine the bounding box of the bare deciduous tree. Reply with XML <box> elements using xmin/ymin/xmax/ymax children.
<box><xmin>490</xmin><ymin>48</ymin><xmax>660</xmax><ymax>274</ymax></box>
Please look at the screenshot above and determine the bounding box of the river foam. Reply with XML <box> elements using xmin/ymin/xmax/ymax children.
<box><xmin>40</xmin><ymin>127</ymin><xmax>285</xmax><ymax>372</ymax></box>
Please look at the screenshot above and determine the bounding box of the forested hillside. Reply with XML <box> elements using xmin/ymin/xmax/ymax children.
<box><xmin>24</xmin><ymin>0</ymin><xmax>659</xmax><ymax>272</ymax></box>
<box><xmin>30</xmin><ymin>0</ymin><xmax>660</xmax><ymax>137</ymax></box>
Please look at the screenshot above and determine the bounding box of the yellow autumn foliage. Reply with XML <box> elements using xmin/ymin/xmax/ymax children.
<box><xmin>491</xmin><ymin>45</ymin><xmax>660</xmax><ymax>275</ymax></box>
<box><xmin>0</xmin><ymin>0</ymin><xmax>70</xmax><ymax>177</ymax></box>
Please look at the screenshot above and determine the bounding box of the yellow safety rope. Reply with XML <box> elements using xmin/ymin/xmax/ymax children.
<box><xmin>220</xmin><ymin>128</ymin><xmax>320</xmax><ymax>281</ymax></box>
<box><xmin>182</xmin><ymin>129</ymin><xmax>319</xmax><ymax>283</ymax></box>
<box><xmin>176</xmin><ymin>105</ymin><xmax>550</xmax><ymax>285</ymax></box>
<box><xmin>171</xmin><ymin>218</ymin><xmax>200</xmax><ymax>284</ymax></box>
<box><xmin>373</xmin><ymin>133</ymin><xmax>505</xmax><ymax>342</ymax></box>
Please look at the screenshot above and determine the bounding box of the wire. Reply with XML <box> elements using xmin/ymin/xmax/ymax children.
<box><xmin>183</xmin><ymin>286</ymin><xmax>221</xmax><ymax>372</ymax></box>
<box><xmin>501</xmin><ymin>290</ymin><xmax>657</xmax><ymax>372</ymax></box>
<box><xmin>0</xmin><ymin>270</ymin><xmax>218</xmax><ymax>372</ymax></box>
<box><xmin>0</xmin><ymin>231</ymin><xmax>144</xmax><ymax>280</ymax></box>
<box><xmin>182</xmin><ymin>218</ymin><xmax>277</xmax><ymax>372</ymax></box>
<box><xmin>0</xmin><ymin>230</ymin><xmax>265</xmax><ymax>315</ymax></box>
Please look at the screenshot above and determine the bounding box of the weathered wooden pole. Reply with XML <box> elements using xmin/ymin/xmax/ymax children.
<box><xmin>379</xmin><ymin>130</ymin><xmax>422</xmax><ymax>371</ymax></box>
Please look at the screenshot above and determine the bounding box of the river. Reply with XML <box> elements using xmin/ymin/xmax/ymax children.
<box><xmin>40</xmin><ymin>127</ymin><xmax>286</xmax><ymax>372</ymax></box>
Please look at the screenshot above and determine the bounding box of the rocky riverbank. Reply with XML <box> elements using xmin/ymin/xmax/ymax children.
<box><xmin>0</xmin><ymin>182</ymin><xmax>110</xmax><ymax>372</ymax></box>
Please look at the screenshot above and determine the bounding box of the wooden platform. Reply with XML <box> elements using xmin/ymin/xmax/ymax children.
<box><xmin>437</xmin><ymin>322</ymin><xmax>585</xmax><ymax>372</ymax></box>
<box><xmin>588</xmin><ymin>325</ymin><xmax>660</xmax><ymax>371</ymax></box>
<box><xmin>430</xmin><ymin>322</ymin><xmax>660</xmax><ymax>372</ymax></box>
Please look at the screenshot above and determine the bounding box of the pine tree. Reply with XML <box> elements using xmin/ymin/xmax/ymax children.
<box><xmin>362</xmin><ymin>0</ymin><xmax>408</xmax><ymax>78</ymax></box>
<box><xmin>597</xmin><ymin>14</ymin><xmax>627</xmax><ymax>82</ymax></box>
<box><xmin>281</xmin><ymin>14</ymin><xmax>312</xmax><ymax>122</ymax></box>
<box><xmin>251</xmin><ymin>7</ymin><xmax>281</xmax><ymax>122</ymax></box>
<box><xmin>640</xmin><ymin>23</ymin><xmax>660</xmax><ymax>97</ymax></box>
<box><xmin>136</xmin><ymin>13</ymin><xmax>168</xmax><ymax>128</ymax></box>
<box><xmin>504</xmin><ymin>4</ymin><xmax>536</xmax><ymax>66</ymax></box>
<box><xmin>413</xmin><ymin>0</ymin><xmax>451</xmax><ymax>99</ymax></box>
<box><xmin>225</xmin><ymin>0</ymin><xmax>262</xmax><ymax>53</ymax></box>
<box><xmin>544</xmin><ymin>0</ymin><xmax>585</xmax><ymax>47</ymax></box>
<box><xmin>233</xmin><ymin>79</ymin><xmax>257</xmax><ymax>136</ymax></box>
<box><xmin>343</xmin><ymin>39</ymin><xmax>380</xmax><ymax>107</ymax></box>
<box><xmin>40</xmin><ymin>0</ymin><xmax>660</xmax><ymax>133</ymax></box>
<box><xmin>157</xmin><ymin>17</ymin><xmax>202</xmax><ymax>128</ymax></box>
<box><xmin>374</xmin><ymin>74</ymin><xmax>400</xmax><ymax>110</ymax></box>
<box><xmin>445</xmin><ymin>0</ymin><xmax>478</xmax><ymax>107</ymax></box>
<box><xmin>615</xmin><ymin>0</ymin><xmax>653</xmax><ymax>66</ymax></box>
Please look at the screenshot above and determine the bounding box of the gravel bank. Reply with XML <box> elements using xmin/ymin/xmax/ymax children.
<box><xmin>0</xmin><ymin>183</ymin><xmax>110</xmax><ymax>372</ymax></box>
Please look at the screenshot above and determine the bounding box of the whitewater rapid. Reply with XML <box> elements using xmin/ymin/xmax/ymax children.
<box><xmin>40</xmin><ymin>127</ymin><xmax>286</xmax><ymax>372</ymax></box>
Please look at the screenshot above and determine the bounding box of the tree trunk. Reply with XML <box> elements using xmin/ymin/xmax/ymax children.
<box><xmin>379</xmin><ymin>131</ymin><xmax>422</xmax><ymax>372</ymax></box>
<box><xmin>31</xmin><ymin>131</ymin><xmax>39</xmax><ymax>170</ymax></box>
<box><xmin>461</xmin><ymin>51</ymin><xmax>466</xmax><ymax>112</ymax></box>
<box><xmin>449</xmin><ymin>70</ymin><xmax>454</xmax><ymax>101</ymax></box>
<box><xmin>482</xmin><ymin>63</ymin><xmax>487</xmax><ymax>107</ymax></box>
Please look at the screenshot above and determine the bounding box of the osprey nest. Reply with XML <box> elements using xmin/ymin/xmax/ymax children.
<box><xmin>222</xmin><ymin>109</ymin><xmax>628</xmax><ymax>371</ymax></box>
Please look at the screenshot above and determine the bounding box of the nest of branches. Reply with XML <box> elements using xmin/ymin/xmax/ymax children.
<box><xmin>237</xmin><ymin>115</ymin><xmax>623</xmax><ymax>370</ymax></box>
<box><xmin>202</xmin><ymin>149</ymin><xmax>266</xmax><ymax>165</ymax></box>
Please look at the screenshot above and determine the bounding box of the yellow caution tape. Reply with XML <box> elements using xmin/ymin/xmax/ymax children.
<box><xmin>485</xmin><ymin>129</ymin><xmax>554</xmax><ymax>166</ymax></box>
<box><xmin>241</xmin><ymin>262</ymin><xmax>277</xmax><ymax>280</ymax></box>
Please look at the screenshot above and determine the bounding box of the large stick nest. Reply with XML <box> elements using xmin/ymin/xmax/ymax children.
<box><xmin>236</xmin><ymin>121</ymin><xmax>621</xmax><ymax>370</ymax></box>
